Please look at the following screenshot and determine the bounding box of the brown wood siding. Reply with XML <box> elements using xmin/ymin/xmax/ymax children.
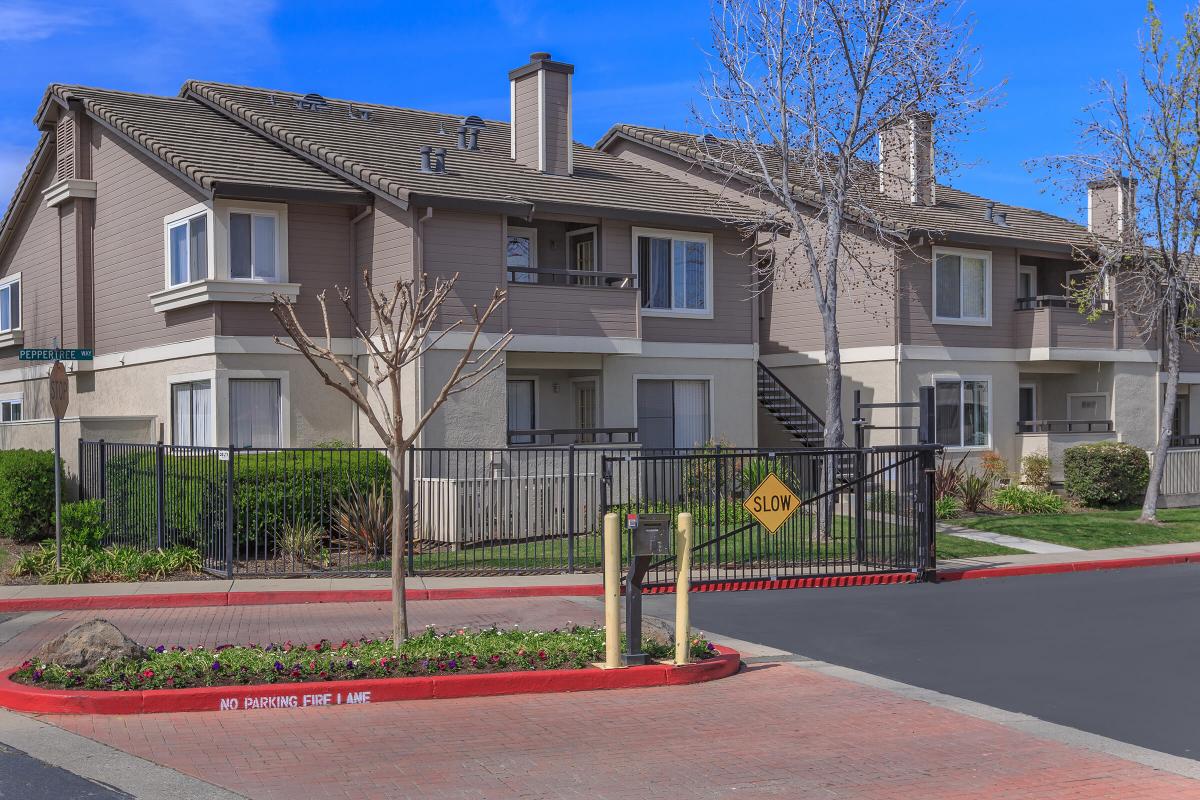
<box><xmin>1181</xmin><ymin>340</ymin><xmax>1200</xmax><ymax>372</ymax></box>
<box><xmin>422</xmin><ymin>210</ymin><xmax>504</xmax><ymax>332</ymax></box>
<box><xmin>640</xmin><ymin>229</ymin><xmax>755</xmax><ymax>344</ymax></box>
<box><xmin>507</xmin><ymin>285</ymin><xmax>637</xmax><ymax>337</ymax></box>
<box><xmin>90</xmin><ymin>127</ymin><xmax>214</xmax><ymax>353</ymax></box>
<box><xmin>369</xmin><ymin>201</ymin><xmax>413</xmax><ymax>287</ymax></box>
<box><xmin>513</xmin><ymin>75</ymin><xmax>539</xmax><ymax>169</ymax></box>
<box><xmin>220</xmin><ymin>203</ymin><xmax>353</xmax><ymax>337</ymax></box>
<box><xmin>542</xmin><ymin>70</ymin><xmax>569</xmax><ymax>174</ymax></box>
<box><xmin>0</xmin><ymin>166</ymin><xmax>61</xmax><ymax>370</ymax></box>
<box><xmin>899</xmin><ymin>245</ymin><xmax>1017</xmax><ymax>348</ymax></box>
<box><xmin>58</xmin><ymin>203</ymin><xmax>77</xmax><ymax>347</ymax></box>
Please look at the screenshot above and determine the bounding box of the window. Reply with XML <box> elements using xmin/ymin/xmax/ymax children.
<box><xmin>934</xmin><ymin>378</ymin><xmax>989</xmax><ymax>448</ymax></box>
<box><xmin>230</xmin><ymin>379</ymin><xmax>281</xmax><ymax>448</ymax></box>
<box><xmin>229</xmin><ymin>212</ymin><xmax>278</xmax><ymax>280</ymax></box>
<box><xmin>635</xmin><ymin>229</ymin><xmax>711</xmax><ymax>314</ymax></box>
<box><xmin>172</xmin><ymin>381</ymin><xmax>212</xmax><ymax>446</ymax></box>
<box><xmin>506</xmin><ymin>227</ymin><xmax>537</xmax><ymax>284</ymax></box>
<box><xmin>933</xmin><ymin>249</ymin><xmax>990</xmax><ymax>324</ymax></box>
<box><xmin>1017</xmin><ymin>266</ymin><xmax>1037</xmax><ymax>300</ymax></box>
<box><xmin>1174</xmin><ymin>385</ymin><xmax>1190</xmax><ymax>438</ymax></box>
<box><xmin>167</xmin><ymin>213</ymin><xmax>208</xmax><ymax>287</ymax></box>
<box><xmin>506</xmin><ymin>379</ymin><xmax>535</xmax><ymax>443</ymax></box>
<box><xmin>637</xmin><ymin>379</ymin><xmax>710</xmax><ymax>449</ymax></box>
<box><xmin>0</xmin><ymin>399</ymin><xmax>21</xmax><ymax>422</ymax></box>
<box><xmin>0</xmin><ymin>276</ymin><xmax>19</xmax><ymax>333</ymax></box>
<box><xmin>1018</xmin><ymin>384</ymin><xmax>1037</xmax><ymax>424</ymax></box>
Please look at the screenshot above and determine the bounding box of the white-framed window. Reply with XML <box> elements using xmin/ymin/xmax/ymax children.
<box><xmin>0</xmin><ymin>397</ymin><xmax>22</xmax><ymax>422</ymax></box>
<box><xmin>0</xmin><ymin>274</ymin><xmax>19</xmax><ymax>333</ymax></box>
<box><xmin>171</xmin><ymin>380</ymin><xmax>213</xmax><ymax>446</ymax></box>
<box><xmin>933</xmin><ymin>247</ymin><xmax>990</xmax><ymax>325</ymax></box>
<box><xmin>166</xmin><ymin>211</ymin><xmax>209</xmax><ymax>287</ymax></box>
<box><xmin>1018</xmin><ymin>384</ymin><xmax>1037</xmax><ymax>424</ymax></box>
<box><xmin>636</xmin><ymin>378</ymin><xmax>711</xmax><ymax>449</ymax></box>
<box><xmin>506</xmin><ymin>378</ymin><xmax>537</xmax><ymax>444</ymax></box>
<box><xmin>229</xmin><ymin>378</ymin><xmax>282</xmax><ymax>448</ymax></box>
<box><xmin>229</xmin><ymin>211</ymin><xmax>279</xmax><ymax>281</ymax></box>
<box><xmin>506</xmin><ymin>227</ymin><xmax>538</xmax><ymax>284</ymax></box>
<box><xmin>1017</xmin><ymin>265</ymin><xmax>1037</xmax><ymax>300</ymax></box>
<box><xmin>634</xmin><ymin>228</ymin><xmax>712</xmax><ymax>316</ymax></box>
<box><xmin>934</xmin><ymin>376</ymin><xmax>990</xmax><ymax>448</ymax></box>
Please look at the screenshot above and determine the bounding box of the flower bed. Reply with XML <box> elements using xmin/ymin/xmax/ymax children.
<box><xmin>12</xmin><ymin>627</ymin><xmax>716</xmax><ymax>691</ymax></box>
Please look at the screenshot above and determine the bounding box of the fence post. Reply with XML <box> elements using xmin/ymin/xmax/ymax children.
<box><xmin>155</xmin><ymin>440</ymin><xmax>166</xmax><ymax>550</ymax></box>
<box><xmin>224</xmin><ymin>443</ymin><xmax>235</xmax><ymax>579</ymax></box>
<box><xmin>406</xmin><ymin>446</ymin><xmax>416</xmax><ymax>576</ymax></box>
<box><xmin>77</xmin><ymin>438</ymin><xmax>84</xmax><ymax>500</ymax></box>
<box><xmin>567</xmin><ymin>443</ymin><xmax>576</xmax><ymax>574</ymax></box>
<box><xmin>919</xmin><ymin>446</ymin><xmax>937</xmax><ymax>580</ymax></box>
<box><xmin>917</xmin><ymin>386</ymin><xmax>935</xmax><ymax>445</ymax></box>
<box><xmin>98</xmin><ymin>439</ymin><xmax>107</xmax><ymax>503</ymax></box>
<box><xmin>853</xmin><ymin>419</ymin><xmax>866</xmax><ymax>565</ymax></box>
<box><xmin>712</xmin><ymin>445</ymin><xmax>723</xmax><ymax>567</ymax></box>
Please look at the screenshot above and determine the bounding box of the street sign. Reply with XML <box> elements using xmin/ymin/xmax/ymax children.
<box><xmin>48</xmin><ymin>361</ymin><xmax>69</xmax><ymax>420</ymax></box>
<box><xmin>19</xmin><ymin>348</ymin><xmax>93</xmax><ymax>362</ymax></box>
<box><xmin>742</xmin><ymin>472</ymin><xmax>801</xmax><ymax>534</ymax></box>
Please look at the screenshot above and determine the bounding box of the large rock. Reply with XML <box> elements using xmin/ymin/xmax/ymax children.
<box><xmin>35</xmin><ymin>619</ymin><xmax>144</xmax><ymax>672</ymax></box>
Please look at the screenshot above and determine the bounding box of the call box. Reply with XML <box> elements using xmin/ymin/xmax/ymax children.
<box><xmin>631</xmin><ymin>513</ymin><xmax>672</xmax><ymax>556</ymax></box>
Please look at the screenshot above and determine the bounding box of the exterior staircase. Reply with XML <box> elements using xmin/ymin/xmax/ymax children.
<box><xmin>756</xmin><ymin>362</ymin><xmax>828</xmax><ymax>447</ymax></box>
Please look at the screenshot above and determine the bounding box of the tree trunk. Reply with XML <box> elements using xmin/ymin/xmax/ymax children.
<box><xmin>1143</xmin><ymin>305</ymin><xmax>1181</xmax><ymax>524</ymax></box>
<box><xmin>389</xmin><ymin>443</ymin><xmax>410</xmax><ymax>647</ymax></box>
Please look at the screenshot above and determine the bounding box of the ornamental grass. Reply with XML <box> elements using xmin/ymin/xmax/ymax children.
<box><xmin>13</xmin><ymin>626</ymin><xmax>716</xmax><ymax>691</ymax></box>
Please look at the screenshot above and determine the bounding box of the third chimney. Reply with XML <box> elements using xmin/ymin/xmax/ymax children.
<box><xmin>509</xmin><ymin>52</ymin><xmax>574</xmax><ymax>176</ymax></box>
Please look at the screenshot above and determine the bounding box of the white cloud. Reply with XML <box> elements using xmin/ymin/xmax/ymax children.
<box><xmin>0</xmin><ymin>3</ymin><xmax>90</xmax><ymax>42</ymax></box>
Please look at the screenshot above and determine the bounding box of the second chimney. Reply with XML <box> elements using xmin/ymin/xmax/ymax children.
<box><xmin>878</xmin><ymin>111</ymin><xmax>935</xmax><ymax>206</ymax></box>
<box><xmin>509</xmin><ymin>52</ymin><xmax>574</xmax><ymax>176</ymax></box>
<box><xmin>1087</xmin><ymin>176</ymin><xmax>1136</xmax><ymax>240</ymax></box>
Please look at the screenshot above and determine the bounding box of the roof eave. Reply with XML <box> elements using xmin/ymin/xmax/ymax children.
<box><xmin>213</xmin><ymin>182</ymin><xmax>371</xmax><ymax>206</ymax></box>
<box><xmin>911</xmin><ymin>227</ymin><xmax>1081</xmax><ymax>255</ymax></box>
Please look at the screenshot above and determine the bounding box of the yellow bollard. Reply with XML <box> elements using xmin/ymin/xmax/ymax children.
<box><xmin>674</xmin><ymin>512</ymin><xmax>693</xmax><ymax>665</ymax></box>
<box><xmin>603</xmin><ymin>512</ymin><xmax>623</xmax><ymax>669</ymax></box>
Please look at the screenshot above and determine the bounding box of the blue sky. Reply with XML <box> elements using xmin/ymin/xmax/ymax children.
<box><xmin>0</xmin><ymin>0</ymin><xmax>1185</xmax><ymax>222</ymax></box>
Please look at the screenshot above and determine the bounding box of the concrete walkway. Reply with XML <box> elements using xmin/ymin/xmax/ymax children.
<box><xmin>937</xmin><ymin>539</ymin><xmax>1200</xmax><ymax>571</ymax></box>
<box><xmin>938</xmin><ymin>521</ymin><xmax>1083</xmax><ymax>554</ymax></box>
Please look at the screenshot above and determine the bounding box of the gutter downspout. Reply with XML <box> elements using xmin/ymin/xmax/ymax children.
<box><xmin>413</xmin><ymin>207</ymin><xmax>435</xmax><ymax>447</ymax></box>
<box><xmin>349</xmin><ymin>206</ymin><xmax>373</xmax><ymax>446</ymax></box>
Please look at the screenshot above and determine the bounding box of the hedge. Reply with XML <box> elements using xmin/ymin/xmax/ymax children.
<box><xmin>1062</xmin><ymin>441</ymin><xmax>1150</xmax><ymax>507</ymax></box>
<box><xmin>0</xmin><ymin>449</ymin><xmax>62</xmax><ymax>543</ymax></box>
<box><xmin>103</xmin><ymin>449</ymin><xmax>390</xmax><ymax>553</ymax></box>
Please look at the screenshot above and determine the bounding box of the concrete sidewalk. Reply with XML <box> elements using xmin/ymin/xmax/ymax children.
<box><xmin>937</xmin><ymin>539</ymin><xmax>1200</xmax><ymax>571</ymax></box>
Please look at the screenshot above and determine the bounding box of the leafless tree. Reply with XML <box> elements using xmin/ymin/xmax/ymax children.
<box><xmin>699</xmin><ymin>0</ymin><xmax>994</xmax><ymax>447</ymax></box>
<box><xmin>1033</xmin><ymin>4</ymin><xmax>1200</xmax><ymax>522</ymax></box>
<box><xmin>273</xmin><ymin>272</ymin><xmax>509</xmax><ymax>644</ymax></box>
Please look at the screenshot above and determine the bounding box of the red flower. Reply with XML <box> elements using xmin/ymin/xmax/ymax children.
<box><xmin>142</xmin><ymin>669</ymin><xmax>155</xmax><ymax>678</ymax></box>
<box><xmin>538</xmin><ymin>650</ymin><xmax>547</xmax><ymax>661</ymax></box>
<box><xmin>437</xmin><ymin>662</ymin><xmax>447</xmax><ymax>671</ymax></box>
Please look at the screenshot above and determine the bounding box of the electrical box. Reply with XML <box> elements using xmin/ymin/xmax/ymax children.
<box><xmin>631</xmin><ymin>513</ymin><xmax>672</xmax><ymax>556</ymax></box>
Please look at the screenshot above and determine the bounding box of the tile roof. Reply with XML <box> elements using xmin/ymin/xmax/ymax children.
<box><xmin>182</xmin><ymin>81</ymin><xmax>753</xmax><ymax>222</ymax></box>
<box><xmin>45</xmin><ymin>84</ymin><xmax>360</xmax><ymax>196</ymax></box>
<box><xmin>601</xmin><ymin>124</ymin><xmax>1095</xmax><ymax>250</ymax></box>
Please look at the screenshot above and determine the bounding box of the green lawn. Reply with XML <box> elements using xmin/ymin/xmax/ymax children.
<box><xmin>935</xmin><ymin>534</ymin><xmax>1024</xmax><ymax>559</ymax></box>
<box><xmin>957</xmin><ymin>508</ymin><xmax>1200</xmax><ymax>550</ymax></box>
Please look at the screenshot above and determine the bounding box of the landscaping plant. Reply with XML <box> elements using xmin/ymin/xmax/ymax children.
<box><xmin>1063</xmin><ymin>441</ymin><xmax>1150</xmax><ymax>507</ymax></box>
<box><xmin>1021</xmin><ymin>452</ymin><xmax>1052</xmax><ymax>491</ymax></box>
<box><xmin>979</xmin><ymin>451</ymin><xmax>1009</xmax><ymax>484</ymax></box>
<box><xmin>13</xmin><ymin>626</ymin><xmax>718</xmax><ymax>690</ymax></box>
<box><xmin>991</xmin><ymin>485</ymin><xmax>1066</xmax><ymax>515</ymax></box>
<box><xmin>933</xmin><ymin>452</ymin><xmax>969</xmax><ymax>501</ymax></box>
<box><xmin>935</xmin><ymin>496</ymin><xmax>962</xmax><ymax>520</ymax></box>
<box><xmin>333</xmin><ymin>481</ymin><xmax>391</xmax><ymax>559</ymax></box>
<box><xmin>956</xmin><ymin>473</ymin><xmax>993</xmax><ymax>513</ymax></box>
<box><xmin>12</xmin><ymin>544</ymin><xmax>201</xmax><ymax>584</ymax></box>
<box><xmin>61</xmin><ymin>499</ymin><xmax>107</xmax><ymax>550</ymax></box>
<box><xmin>278</xmin><ymin>520</ymin><xmax>325</xmax><ymax>563</ymax></box>
<box><xmin>0</xmin><ymin>449</ymin><xmax>60</xmax><ymax>543</ymax></box>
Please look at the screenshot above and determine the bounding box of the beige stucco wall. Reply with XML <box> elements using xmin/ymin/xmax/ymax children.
<box><xmin>760</xmin><ymin>360</ymin><xmax>900</xmax><ymax>448</ymax></box>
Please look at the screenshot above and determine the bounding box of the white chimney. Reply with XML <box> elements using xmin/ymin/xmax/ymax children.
<box><xmin>878</xmin><ymin>111</ymin><xmax>935</xmax><ymax>206</ymax></box>
<box><xmin>509</xmin><ymin>52</ymin><xmax>574</xmax><ymax>176</ymax></box>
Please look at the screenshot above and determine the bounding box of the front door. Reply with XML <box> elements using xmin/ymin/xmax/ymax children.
<box><xmin>506</xmin><ymin>379</ymin><xmax>535</xmax><ymax>444</ymax></box>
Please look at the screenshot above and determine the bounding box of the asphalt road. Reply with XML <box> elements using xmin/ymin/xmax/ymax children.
<box><xmin>0</xmin><ymin>743</ymin><xmax>131</xmax><ymax>799</ymax></box>
<box><xmin>647</xmin><ymin>564</ymin><xmax>1200</xmax><ymax>760</ymax></box>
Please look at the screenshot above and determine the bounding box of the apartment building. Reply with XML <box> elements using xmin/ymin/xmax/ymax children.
<box><xmin>0</xmin><ymin>54</ymin><xmax>772</xmax><ymax>471</ymax></box>
<box><xmin>599</xmin><ymin>122</ymin><xmax>1165</xmax><ymax>479</ymax></box>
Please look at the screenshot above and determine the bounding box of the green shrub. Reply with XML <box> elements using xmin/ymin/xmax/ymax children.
<box><xmin>1021</xmin><ymin>452</ymin><xmax>1052</xmax><ymax>490</ymax></box>
<box><xmin>61</xmin><ymin>499</ymin><xmax>107</xmax><ymax>549</ymax></box>
<box><xmin>12</xmin><ymin>543</ymin><xmax>201</xmax><ymax>584</ymax></box>
<box><xmin>0</xmin><ymin>449</ymin><xmax>61</xmax><ymax>543</ymax></box>
<box><xmin>104</xmin><ymin>449</ymin><xmax>390</xmax><ymax>552</ymax></box>
<box><xmin>865</xmin><ymin>489</ymin><xmax>897</xmax><ymax>512</ymax></box>
<box><xmin>992</xmin><ymin>485</ymin><xmax>1066</xmax><ymax>515</ymax></box>
<box><xmin>1063</xmin><ymin>441</ymin><xmax>1149</xmax><ymax>507</ymax></box>
<box><xmin>278</xmin><ymin>520</ymin><xmax>325</xmax><ymax>563</ymax></box>
<box><xmin>737</xmin><ymin>457</ymin><xmax>801</xmax><ymax>496</ymax></box>
<box><xmin>957</xmin><ymin>473</ymin><xmax>993</xmax><ymax>513</ymax></box>
<box><xmin>935</xmin><ymin>496</ymin><xmax>962</xmax><ymax>520</ymax></box>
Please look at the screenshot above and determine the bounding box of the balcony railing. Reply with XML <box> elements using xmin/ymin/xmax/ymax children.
<box><xmin>506</xmin><ymin>267</ymin><xmax>637</xmax><ymax>288</ymax></box>
<box><xmin>1170</xmin><ymin>434</ymin><xmax>1200</xmax><ymax>448</ymax></box>
<box><xmin>1015</xmin><ymin>295</ymin><xmax>1113</xmax><ymax>312</ymax></box>
<box><xmin>1016</xmin><ymin>419</ymin><xmax>1115</xmax><ymax>434</ymax></box>
<box><xmin>507</xmin><ymin>427</ymin><xmax>639</xmax><ymax>447</ymax></box>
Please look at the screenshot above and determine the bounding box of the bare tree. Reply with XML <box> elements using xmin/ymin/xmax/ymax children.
<box><xmin>699</xmin><ymin>0</ymin><xmax>993</xmax><ymax>446</ymax></box>
<box><xmin>273</xmin><ymin>271</ymin><xmax>509</xmax><ymax>644</ymax></box>
<box><xmin>1033</xmin><ymin>3</ymin><xmax>1200</xmax><ymax>522</ymax></box>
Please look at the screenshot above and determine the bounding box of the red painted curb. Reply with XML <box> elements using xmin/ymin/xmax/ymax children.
<box><xmin>0</xmin><ymin>584</ymin><xmax>605</xmax><ymax>614</ymax></box>
<box><xmin>0</xmin><ymin>648</ymin><xmax>740</xmax><ymax>715</ymax></box>
<box><xmin>643</xmin><ymin>572</ymin><xmax>919</xmax><ymax>594</ymax></box>
<box><xmin>937</xmin><ymin>551</ymin><xmax>1200</xmax><ymax>582</ymax></box>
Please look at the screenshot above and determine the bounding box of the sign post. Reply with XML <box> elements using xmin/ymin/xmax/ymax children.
<box><xmin>48</xmin><ymin>361</ymin><xmax>69</xmax><ymax>569</ymax></box>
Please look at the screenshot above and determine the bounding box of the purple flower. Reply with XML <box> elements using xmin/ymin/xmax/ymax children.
<box><xmin>707</xmin><ymin>642</ymin><xmax>716</xmax><ymax>651</ymax></box>
<box><xmin>154</xmin><ymin>645</ymin><xmax>166</xmax><ymax>654</ymax></box>
<box><xmin>273</xmin><ymin>661</ymin><xmax>284</xmax><ymax>672</ymax></box>
<box><xmin>31</xmin><ymin>670</ymin><xmax>42</xmax><ymax>682</ymax></box>
<box><xmin>420</xmin><ymin>659</ymin><xmax>430</xmax><ymax>670</ymax></box>
<box><xmin>211</xmin><ymin>661</ymin><xmax>221</xmax><ymax>672</ymax></box>
<box><xmin>447</xmin><ymin>659</ymin><xmax>458</xmax><ymax>670</ymax></box>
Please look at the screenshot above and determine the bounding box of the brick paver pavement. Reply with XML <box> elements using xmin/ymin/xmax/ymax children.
<box><xmin>39</xmin><ymin>660</ymin><xmax>1200</xmax><ymax>800</ymax></box>
<box><xmin>0</xmin><ymin>597</ymin><xmax>602</xmax><ymax>665</ymax></box>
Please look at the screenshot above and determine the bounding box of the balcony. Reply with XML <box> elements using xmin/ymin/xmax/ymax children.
<box><xmin>507</xmin><ymin>426</ymin><xmax>639</xmax><ymax>447</ymax></box>
<box><xmin>1016</xmin><ymin>419</ymin><xmax>1114</xmax><ymax>434</ymax></box>
<box><xmin>1016</xmin><ymin>418</ymin><xmax>1117</xmax><ymax>482</ymax></box>
<box><xmin>506</xmin><ymin>267</ymin><xmax>640</xmax><ymax>339</ymax></box>
<box><xmin>1170</xmin><ymin>435</ymin><xmax>1200</xmax><ymax>449</ymax></box>
<box><xmin>1013</xmin><ymin>295</ymin><xmax>1115</xmax><ymax>352</ymax></box>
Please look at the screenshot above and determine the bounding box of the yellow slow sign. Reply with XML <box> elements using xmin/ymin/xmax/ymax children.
<box><xmin>742</xmin><ymin>472</ymin><xmax>801</xmax><ymax>534</ymax></box>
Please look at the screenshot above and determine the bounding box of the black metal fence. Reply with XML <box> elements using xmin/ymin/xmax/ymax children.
<box><xmin>78</xmin><ymin>440</ymin><xmax>937</xmax><ymax>581</ymax></box>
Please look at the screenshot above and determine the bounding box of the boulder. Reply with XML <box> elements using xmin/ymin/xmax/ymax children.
<box><xmin>35</xmin><ymin>619</ymin><xmax>144</xmax><ymax>672</ymax></box>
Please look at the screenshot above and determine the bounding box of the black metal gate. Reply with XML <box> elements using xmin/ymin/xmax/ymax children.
<box><xmin>602</xmin><ymin>444</ymin><xmax>939</xmax><ymax>588</ymax></box>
